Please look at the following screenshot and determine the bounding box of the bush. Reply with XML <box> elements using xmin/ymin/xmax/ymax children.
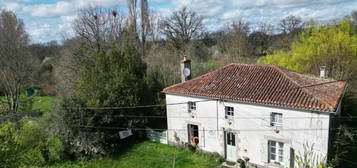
<box><xmin>237</xmin><ymin>158</ymin><xmax>246</xmax><ymax>168</ymax></box>
<box><xmin>0</xmin><ymin>119</ymin><xmax>65</xmax><ymax>167</ymax></box>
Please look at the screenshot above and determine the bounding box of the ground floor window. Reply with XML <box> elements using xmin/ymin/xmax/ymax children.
<box><xmin>268</xmin><ymin>140</ymin><xmax>284</xmax><ymax>164</ymax></box>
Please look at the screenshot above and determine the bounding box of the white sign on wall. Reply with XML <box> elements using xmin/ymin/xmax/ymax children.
<box><xmin>119</xmin><ymin>129</ymin><xmax>133</xmax><ymax>139</ymax></box>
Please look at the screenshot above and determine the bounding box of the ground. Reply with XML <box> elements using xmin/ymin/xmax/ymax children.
<box><xmin>49</xmin><ymin>141</ymin><xmax>221</xmax><ymax>168</ymax></box>
<box><xmin>31</xmin><ymin>96</ymin><xmax>56</xmax><ymax>112</ymax></box>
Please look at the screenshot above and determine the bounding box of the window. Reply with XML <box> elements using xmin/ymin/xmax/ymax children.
<box><xmin>271</xmin><ymin>112</ymin><xmax>282</xmax><ymax>126</ymax></box>
<box><xmin>226</xmin><ymin>132</ymin><xmax>235</xmax><ymax>146</ymax></box>
<box><xmin>188</xmin><ymin>101</ymin><xmax>196</xmax><ymax>112</ymax></box>
<box><xmin>225</xmin><ymin>106</ymin><xmax>234</xmax><ymax>117</ymax></box>
<box><xmin>268</xmin><ymin>140</ymin><xmax>284</xmax><ymax>164</ymax></box>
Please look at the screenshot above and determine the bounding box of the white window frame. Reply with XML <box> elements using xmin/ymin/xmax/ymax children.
<box><xmin>225</xmin><ymin>106</ymin><xmax>234</xmax><ymax>118</ymax></box>
<box><xmin>268</xmin><ymin>140</ymin><xmax>284</xmax><ymax>164</ymax></box>
<box><xmin>188</xmin><ymin>101</ymin><xmax>196</xmax><ymax>112</ymax></box>
<box><xmin>271</xmin><ymin>112</ymin><xmax>283</xmax><ymax>126</ymax></box>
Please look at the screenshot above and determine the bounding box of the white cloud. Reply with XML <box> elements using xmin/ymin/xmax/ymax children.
<box><xmin>6</xmin><ymin>0</ymin><xmax>356</xmax><ymax>43</ymax></box>
<box><xmin>3</xmin><ymin>2</ymin><xmax>23</xmax><ymax>12</ymax></box>
<box><xmin>19</xmin><ymin>0</ymin><xmax>127</xmax><ymax>18</ymax></box>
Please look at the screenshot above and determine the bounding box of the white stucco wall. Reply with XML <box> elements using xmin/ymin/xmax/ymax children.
<box><xmin>166</xmin><ymin>93</ymin><xmax>331</xmax><ymax>167</ymax></box>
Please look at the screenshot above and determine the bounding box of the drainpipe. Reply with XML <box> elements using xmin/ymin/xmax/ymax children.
<box><xmin>216</xmin><ymin>100</ymin><xmax>219</xmax><ymax>138</ymax></box>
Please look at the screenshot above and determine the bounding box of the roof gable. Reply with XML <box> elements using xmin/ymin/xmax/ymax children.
<box><xmin>163</xmin><ymin>64</ymin><xmax>346</xmax><ymax>112</ymax></box>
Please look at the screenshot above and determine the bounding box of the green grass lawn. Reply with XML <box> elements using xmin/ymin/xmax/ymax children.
<box><xmin>50</xmin><ymin>141</ymin><xmax>221</xmax><ymax>168</ymax></box>
<box><xmin>31</xmin><ymin>96</ymin><xmax>56</xmax><ymax>112</ymax></box>
<box><xmin>1</xmin><ymin>96</ymin><xmax>56</xmax><ymax>112</ymax></box>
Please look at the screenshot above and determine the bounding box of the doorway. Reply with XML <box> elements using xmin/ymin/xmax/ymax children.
<box><xmin>188</xmin><ymin>124</ymin><xmax>199</xmax><ymax>144</ymax></box>
<box><xmin>225</xmin><ymin>131</ymin><xmax>236</xmax><ymax>161</ymax></box>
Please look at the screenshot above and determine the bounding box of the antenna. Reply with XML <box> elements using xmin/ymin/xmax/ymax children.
<box><xmin>183</xmin><ymin>68</ymin><xmax>191</xmax><ymax>77</ymax></box>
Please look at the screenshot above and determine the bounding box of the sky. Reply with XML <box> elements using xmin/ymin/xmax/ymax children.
<box><xmin>0</xmin><ymin>0</ymin><xmax>356</xmax><ymax>44</ymax></box>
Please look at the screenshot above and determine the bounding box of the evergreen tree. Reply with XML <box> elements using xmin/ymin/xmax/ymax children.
<box><xmin>59</xmin><ymin>45</ymin><xmax>150</xmax><ymax>156</ymax></box>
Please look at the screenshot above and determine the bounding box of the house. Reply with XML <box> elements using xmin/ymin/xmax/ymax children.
<box><xmin>163</xmin><ymin>57</ymin><xmax>346</xmax><ymax>167</ymax></box>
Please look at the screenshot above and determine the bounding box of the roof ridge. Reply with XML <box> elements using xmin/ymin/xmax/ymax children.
<box><xmin>272</xmin><ymin>66</ymin><xmax>334</xmax><ymax>110</ymax></box>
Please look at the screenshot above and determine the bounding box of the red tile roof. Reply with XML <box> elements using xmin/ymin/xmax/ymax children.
<box><xmin>163</xmin><ymin>64</ymin><xmax>346</xmax><ymax>112</ymax></box>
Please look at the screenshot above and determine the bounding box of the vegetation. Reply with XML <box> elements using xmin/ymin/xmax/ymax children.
<box><xmin>0</xmin><ymin>119</ymin><xmax>64</xmax><ymax>168</ymax></box>
<box><xmin>0</xmin><ymin>2</ymin><xmax>356</xmax><ymax>168</ymax></box>
<box><xmin>0</xmin><ymin>10</ymin><xmax>36</xmax><ymax>112</ymax></box>
<box><xmin>49</xmin><ymin>141</ymin><xmax>221</xmax><ymax>168</ymax></box>
<box><xmin>258</xmin><ymin>20</ymin><xmax>357</xmax><ymax>79</ymax></box>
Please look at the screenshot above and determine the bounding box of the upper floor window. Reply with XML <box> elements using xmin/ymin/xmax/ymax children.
<box><xmin>188</xmin><ymin>101</ymin><xmax>196</xmax><ymax>112</ymax></box>
<box><xmin>225</xmin><ymin>106</ymin><xmax>234</xmax><ymax>118</ymax></box>
<box><xmin>268</xmin><ymin>140</ymin><xmax>284</xmax><ymax>164</ymax></box>
<box><xmin>271</xmin><ymin>112</ymin><xmax>282</xmax><ymax>126</ymax></box>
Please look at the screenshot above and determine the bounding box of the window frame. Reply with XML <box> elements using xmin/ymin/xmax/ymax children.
<box><xmin>271</xmin><ymin>112</ymin><xmax>283</xmax><ymax>126</ymax></box>
<box><xmin>188</xmin><ymin>101</ymin><xmax>196</xmax><ymax>112</ymax></box>
<box><xmin>268</xmin><ymin>140</ymin><xmax>284</xmax><ymax>164</ymax></box>
<box><xmin>225</xmin><ymin>106</ymin><xmax>234</xmax><ymax>118</ymax></box>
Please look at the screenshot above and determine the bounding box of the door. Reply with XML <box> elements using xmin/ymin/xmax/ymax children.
<box><xmin>225</xmin><ymin>131</ymin><xmax>236</xmax><ymax>162</ymax></box>
<box><xmin>188</xmin><ymin>124</ymin><xmax>199</xmax><ymax>144</ymax></box>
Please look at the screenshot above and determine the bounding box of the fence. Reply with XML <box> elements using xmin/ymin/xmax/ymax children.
<box><xmin>146</xmin><ymin>127</ymin><xmax>168</xmax><ymax>144</ymax></box>
<box><xmin>0</xmin><ymin>110</ymin><xmax>42</xmax><ymax>124</ymax></box>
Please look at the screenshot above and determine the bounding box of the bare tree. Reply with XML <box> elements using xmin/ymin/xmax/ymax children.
<box><xmin>140</xmin><ymin>0</ymin><xmax>150</xmax><ymax>57</ymax></box>
<box><xmin>160</xmin><ymin>7</ymin><xmax>204</xmax><ymax>52</ymax></box>
<box><xmin>279</xmin><ymin>15</ymin><xmax>303</xmax><ymax>34</ymax></box>
<box><xmin>73</xmin><ymin>6</ymin><xmax>125</xmax><ymax>53</ymax></box>
<box><xmin>128</xmin><ymin>0</ymin><xmax>138</xmax><ymax>44</ymax></box>
<box><xmin>57</xmin><ymin>7</ymin><xmax>125</xmax><ymax>97</ymax></box>
<box><xmin>218</xmin><ymin>19</ymin><xmax>251</xmax><ymax>61</ymax></box>
<box><xmin>249</xmin><ymin>21</ymin><xmax>274</xmax><ymax>57</ymax></box>
<box><xmin>0</xmin><ymin>10</ymin><xmax>35</xmax><ymax>112</ymax></box>
<box><xmin>352</xmin><ymin>9</ymin><xmax>357</xmax><ymax>23</ymax></box>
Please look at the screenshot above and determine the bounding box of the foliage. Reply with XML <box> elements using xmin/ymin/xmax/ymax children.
<box><xmin>259</xmin><ymin>19</ymin><xmax>357</xmax><ymax>79</ymax></box>
<box><xmin>0</xmin><ymin>10</ymin><xmax>36</xmax><ymax>113</ymax></box>
<box><xmin>0</xmin><ymin>119</ymin><xmax>64</xmax><ymax>168</ymax></box>
<box><xmin>295</xmin><ymin>143</ymin><xmax>331</xmax><ymax>168</ymax></box>
<box><xmin>55</xmin><ymin>45</ymin><xmax>157</xmax><ymax>157</ymax></box>
<box><xmin>49</xmin><ymin>141</ymin><xmax>221</xmax><ymax>168</ymax></box>
<box><xmin>32</xmin><ymin>96</ymin><xmax>56</xmax><ymax>112</ymax></box>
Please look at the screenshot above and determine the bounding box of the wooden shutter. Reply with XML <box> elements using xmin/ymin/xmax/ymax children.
<box><xmin>267</xmin><ymin>140</ymin><xmax>271</xmax><ymax>163</ymax></box>
<box><xmin>290</xmin><ymin>148</ymin><xmax>295</xmax><ymax>168</ymax></box>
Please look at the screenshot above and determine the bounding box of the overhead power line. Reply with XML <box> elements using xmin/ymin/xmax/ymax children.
<box><xmin>52</xmin><ymin>75</ymin><xmax>357</xmax><ymax>110</ymax></box>
<box><xmin>70</xmin><ymin>113</ymin><xmax>357</xmax><ymax>120</ymax></box>
<box><xmin>70</xmin><ymin>125</ymin><xmax>357</xmax><ymax>132</ymax></box>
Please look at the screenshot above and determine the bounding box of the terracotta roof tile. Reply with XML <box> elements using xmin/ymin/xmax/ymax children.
<box><xmin>163</xmin><ymin>64</ymin><xmax>346</xmax><ymax>112</ymax></box>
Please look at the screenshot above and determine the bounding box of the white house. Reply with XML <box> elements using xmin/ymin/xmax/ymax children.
<box><xmin>163</xmin><ymin>57</ymin><xmax>346</xmax><ymax>168</ymax></box>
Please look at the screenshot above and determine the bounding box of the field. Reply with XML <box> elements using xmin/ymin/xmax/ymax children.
<box><xmin>50</xmin><ymin>141</ymin><xmax>221</xmax><ymax>168</ymax></box>
<box><xmin>31</xmin><ymin>96</ymin><xmax>56</xmax><ymax>112</ymax></box>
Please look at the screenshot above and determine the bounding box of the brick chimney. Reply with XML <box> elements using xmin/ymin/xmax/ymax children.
<box><xmin>180</xmin><ymin>56</ymin><xmax>191</xmax><ymax>82</ymax></box>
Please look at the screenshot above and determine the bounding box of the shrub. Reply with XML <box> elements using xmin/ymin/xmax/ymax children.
<box><xmin>0</xmin><ymin>119</ymin><xmax>65</xmax><ymax>167</ymax></box>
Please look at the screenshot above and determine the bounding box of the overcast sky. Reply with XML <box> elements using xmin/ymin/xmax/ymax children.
<box><xmin>1</xmin><ymin>0</ymin><xmax>356</xmax><ymax>44</ymax></box>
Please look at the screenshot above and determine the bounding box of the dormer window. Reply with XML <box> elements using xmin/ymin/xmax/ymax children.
<box><xmin>188</xmin><ymin>101</ymin><xmax>196</xmax><ymax>112</ymax></box>
<box><xmin>271</xmin><ymin>112</ymin><xmax>282</xmax><ymax>126</ymax></box>
<box><xmin>225</xmin><ymin>106</ymin><xmax>234</xmax><ymax>118</ymax></box>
